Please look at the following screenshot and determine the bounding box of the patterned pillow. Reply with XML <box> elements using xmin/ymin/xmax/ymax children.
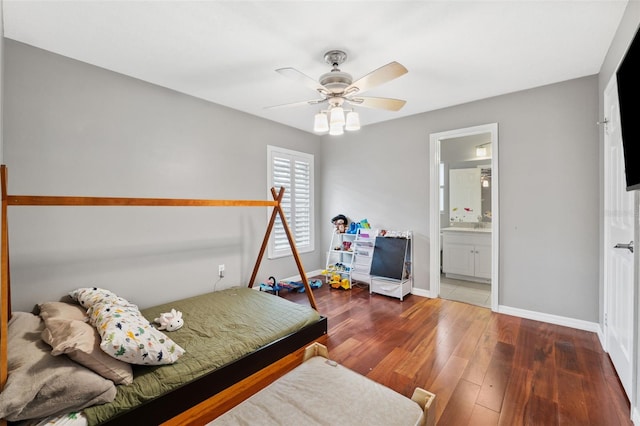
<box><xmin>87</xmin><ymin>301</ymin><xmax>185</xmax><ymax>365</ymax></box>
<box><xmin>70</xmin><ymin>287</ymin><xmax>134</xmax><ymax>309</ymax></box>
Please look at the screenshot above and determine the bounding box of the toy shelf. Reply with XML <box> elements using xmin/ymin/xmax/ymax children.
<box><xmin>325</xmin><ymin>231</ymin><xmax>356</xmax><ymax>289</ymax></box>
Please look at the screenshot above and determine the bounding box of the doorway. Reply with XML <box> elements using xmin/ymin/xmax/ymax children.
<box><xmin>429</xmin><ymin>123</ymin><xmax>499</xmax><ymax>310</ymax></box>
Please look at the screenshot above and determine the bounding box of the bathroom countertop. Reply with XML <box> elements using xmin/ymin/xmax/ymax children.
<box><xmin>441</xmin><ymin>226</ymin><xmax>491</xmax><ymax>233</ymax></box>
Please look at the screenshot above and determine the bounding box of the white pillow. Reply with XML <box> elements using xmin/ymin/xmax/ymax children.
<box><xmin>69</xmin><ymin>287</ymin><xmax>134</xmax><ymax>309</ymax></box>
<box><xmin>87</xmin><ymin>301</ymin><xmax>185</xmax><ymax>365</ymax></box>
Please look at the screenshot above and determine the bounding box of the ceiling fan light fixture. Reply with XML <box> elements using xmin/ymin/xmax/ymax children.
<box><xmin>345</xmin><ymin>110</ymin><xmax>360</xmax><ymax>131</ymax></box>
<box><xmin>313</xmin><ymin>112</ymin><xmax>329</xmax><ymax>133</ymax></box>
<box><xmin>270</xmin><ymin>49</ymin><xmax>407</xmax><ymax>136</ymax></box>
<box><xmin>329</xmin><ymin>106</ymin><xmax>345</xmax><ymax>127</ymax></box>
<box><xmin>329</xmin><ymin>123</ymin><xmax>344</xmax><ymax>136</ymax></box>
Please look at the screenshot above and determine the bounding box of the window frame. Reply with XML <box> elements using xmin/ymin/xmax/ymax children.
<box><xmin>267</xmin><ymin>145</ymin><xmax>314</xmax><ymax>259</ymax></box>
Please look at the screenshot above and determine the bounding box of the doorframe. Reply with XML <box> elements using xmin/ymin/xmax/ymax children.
<box><xmin>429</xmin><ymin>123</ymin><xmax>499</xmax><ymax>310</ymax></box>
<box><xmin>634</xmin><ymin>191</ymin><xmax>639</xmax><ymax>422</ymax></box>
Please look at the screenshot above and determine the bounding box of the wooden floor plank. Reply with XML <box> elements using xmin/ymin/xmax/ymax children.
<box><xmin>428</xmin><ymin>355</ymin><xmax>469</xmax><ymax>421</ymax></box>
<box><xmin>528</xmin><ymin>322</ymin><xmax>557</xmax><ymax>400</ymax></box>
<box><xmin>366</xmin><ymin>346</ymin><xmax>415</xmax><ymax>394</ymax></box>
<box><xmin>476</xmin><ymin>341</ymin><xmax>515</xmax><ymax>412</ymax></box>
<box><xmin>578</xmin><ymin>348</ymin><xmax>629</xmax><ymax>425</ymax></box>
<box><xmin>556</xmin><ymin>369</ymin><xmax>589</xmax><ymax>425</ymax></box>
<box><xmin>523</xmin><ymin>394</ymin><xmax>559</xmax><ymax>426</ymax></box>
<box><xmin>280</xmin><ymin>282</ymin><xmax>632</xmax><ymax>426</ymax></box>
<box><xmin>461</xmin><ymin>330</ymin><xmax>498</xmax><ymax>386</ymax></box>
<box><xmin>498</xmin><ymin>366</ymin><xmax>533</xmax><ymax>426</ymax></box>
<box><xmin>469</xmin><ymin>404</ymin><xmax>500</xmax><ymax>426</ymax></box>
<box><xmin>437</xmin><ymin>379</ymin><xmax>481</xmax><ymax>426</ymax></box>
<box><xmin>452</xmin><ymin>306</ymin><xmax>492</xmax><ymax>360</ymax></box>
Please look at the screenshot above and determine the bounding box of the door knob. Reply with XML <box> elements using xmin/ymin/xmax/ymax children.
<box><xmin>614</xmin><ymin>241</ymin><xmax>634</xmax><ymax>253</ymax></box>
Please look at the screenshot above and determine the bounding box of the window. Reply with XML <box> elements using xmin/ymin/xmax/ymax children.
<box><xmin>267</xmin><ymin>146</ymin><xmax>314</xmax><ymax>258</ymax></box>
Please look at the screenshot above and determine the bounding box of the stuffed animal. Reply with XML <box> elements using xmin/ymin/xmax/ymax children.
<box><xmin>331</xmin><ymin>214</ymin><xmax>349</xmax><ymax>234</ymax></box>
<box><xmin>154</xmin><ymin>308</ymin><xmax>184</xmax><ymax>332</ymax></box>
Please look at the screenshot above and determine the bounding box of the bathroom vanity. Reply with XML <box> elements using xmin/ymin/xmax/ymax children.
<box><xmin>441</xmin><ymin>227</ymin><xmax>491</xmax><ymax>282</ymax></box>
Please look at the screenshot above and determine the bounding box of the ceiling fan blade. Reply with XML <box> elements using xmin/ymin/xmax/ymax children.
<box><xmin>264</xmin><ymin>98</ymin><xmax>327</xmax><ymax>109</ymax></box>
<box><xmin>345</xmin><ymin>62</ymin><xmax>408</xmax><ymax>95</ymax></box>
<box><xmin>276</xmin><ymin>67</ymin><xmax>329</xmax><ymax>95</ymax></box>
<box><xmin>347</xmin><ymin>96</ymin><xmax>406</xmax><ymax>111</ymax></box>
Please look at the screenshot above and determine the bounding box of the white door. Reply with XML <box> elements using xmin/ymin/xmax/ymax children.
<box><xmin>604</xmin><ymin>75</ymin><xmax>635</xmax><ymax>400</ymax></box>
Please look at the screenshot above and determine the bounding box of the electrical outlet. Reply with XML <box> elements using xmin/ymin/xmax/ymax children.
<box><xmin>218</xmin><ymin>264</ymin><xmax>225</xmax><ymax>278</ymax></box>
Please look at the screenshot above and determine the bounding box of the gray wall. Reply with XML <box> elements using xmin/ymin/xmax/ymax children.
<box><xmin>321</xmin><ymin>75</ymin><xmax>600</xmax><ymax>322</ymax></box>
<box><xmin>1</xmin><ymin>4</ymin><xmax>4</xmax><ymax>163</ymax></box>
<box><xmin>3</xmin><ymin>40</ymin><xmax>323</xmax><ymax>311</ymax></box>
<box><xmin>1</xmin><ymin>34</ymin><xmax>607</xmax><ymax>324</ymax></box>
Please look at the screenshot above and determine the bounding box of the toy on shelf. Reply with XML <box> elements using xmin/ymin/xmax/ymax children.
<box><xmin>324</xmin><ymin>263</ymin><xmax>350</xmax><ymax>273</ymax></box>
<box><xmin>331</xmin><ymin>214</ymin><xmax>349</xmax><ymax>234</ymax></box>
<box><xmin>346</xmin><ymin>218</ymin><xmax>372</xmax><ymax>234</ymax></box>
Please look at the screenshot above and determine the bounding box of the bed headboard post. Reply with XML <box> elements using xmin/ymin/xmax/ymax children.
<box><xmin>249</xmin><ymin>187</ymin><xmax>284</xmax><ymax>289</ymax></box>
<box><xmin>269</xmin><ymin>187</ymin><xmax>317</xmax><ymax>310</ymax></box>
<box><xmin>248</xmin><ymin>187</ymin><xmax>317</xmax><ymax>310</ymax></box>
<box><xmin>1</xmin><ymin>164</ymin><xmax>10</xmax><ymax>393</ymax></box>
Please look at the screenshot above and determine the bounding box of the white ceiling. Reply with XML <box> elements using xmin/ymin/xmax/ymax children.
<box><xmin>2</xmin><ymin>1</ymin><xmax>629</xmax><ymax>134</ymax></box>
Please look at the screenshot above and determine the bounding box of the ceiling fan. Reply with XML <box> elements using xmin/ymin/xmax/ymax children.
<box><xmin>268</xmin><ymin>50</ymin><xmax>408</xmax><ymax>134</ymax></box>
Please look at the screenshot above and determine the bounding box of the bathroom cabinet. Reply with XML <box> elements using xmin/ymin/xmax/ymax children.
<box><xmin>442</xmin><ymin>228</ymin><xmax>491</xmax><ymax>282</ymax></box>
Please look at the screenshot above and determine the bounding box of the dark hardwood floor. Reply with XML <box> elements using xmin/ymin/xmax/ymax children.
<box><xmin>281</xmin><ymin>280</ymin><xmax>632</xmax><ymax>425</ymax></box>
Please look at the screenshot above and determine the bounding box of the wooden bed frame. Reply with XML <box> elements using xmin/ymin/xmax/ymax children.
<box><xmin>0</xmin><ymin>164</ymin><xmax>328</xmax><ymax>425</ymax></box>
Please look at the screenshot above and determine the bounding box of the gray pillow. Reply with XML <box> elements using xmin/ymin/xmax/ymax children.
<box><xmin>0</xmin><ymin>312</ymin><xmax>116</xmax><ymax>422</ymax></box>
<box><xmin>38</xmin><ymin>301</ymin><xmax>133</xmax><ymax>385</ymax></box>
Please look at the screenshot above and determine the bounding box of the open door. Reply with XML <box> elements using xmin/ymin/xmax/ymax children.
<box><xmin>603</xmin><ymin>75</ymin><xmax>635</xmax><ymax>400</ymax></box>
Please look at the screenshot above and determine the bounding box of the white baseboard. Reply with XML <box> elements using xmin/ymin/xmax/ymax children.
<box><xmin>280</xmin><ymin>269</ymin><xmax>324</xmax><ymax>283</ymax></box>
<box><xmin>411</xmin><ymin>288</ymin><xmax>430</xmax><ymax>298</ymax></box>
<box><xmin>497</xmin><ymin>305</ymin><xmax>600</xmax><ymax>334</ymax></box>
<box><xmin>596</xmin><ymin>324</ymin><xmax>606</xmax><ymax>351</ymax></box>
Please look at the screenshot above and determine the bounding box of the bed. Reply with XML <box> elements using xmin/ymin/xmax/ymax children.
<box><xmin>0</xmin><ymin>165</ymin><xmax>328</xmax><ymax>425</ymax></box>
<box><xmin>209</xmin><ymin>342</ymin><xmax>436</xmax><ymax>426</ymax></box>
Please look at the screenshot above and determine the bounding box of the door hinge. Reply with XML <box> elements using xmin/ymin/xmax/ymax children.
<box><xmin>604</xmin><ymin>312</ymin><xmax>608</xmax><ymax>327</ymax></box>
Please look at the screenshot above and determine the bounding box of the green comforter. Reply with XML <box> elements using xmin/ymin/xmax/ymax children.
<box><xmin>83</xmin><ymin>287</ymin><xmax>320</xmax><ymax>425</ymax></box>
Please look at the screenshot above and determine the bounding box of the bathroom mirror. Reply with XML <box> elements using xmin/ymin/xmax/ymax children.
<box><xmin>441</xmin><ymin>133</ymin><xmax>492</xmax><ymax>224</ymax></box>
<box><xmin>449</xmin><ymin>168</ymin><xmax>482</xmax><ymax>222</ymax></box>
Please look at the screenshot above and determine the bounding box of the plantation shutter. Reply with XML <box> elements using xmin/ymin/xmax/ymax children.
<box><xmin>268</xmin><ymin>146</ymin><xmax>314</xmax><ymax>258</ymax></box>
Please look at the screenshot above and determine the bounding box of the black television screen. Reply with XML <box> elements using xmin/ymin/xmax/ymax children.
<box><xmin>616</xmin><ymin>25</ymin><xmax>640</xmax><ymax>191</ymax></box>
